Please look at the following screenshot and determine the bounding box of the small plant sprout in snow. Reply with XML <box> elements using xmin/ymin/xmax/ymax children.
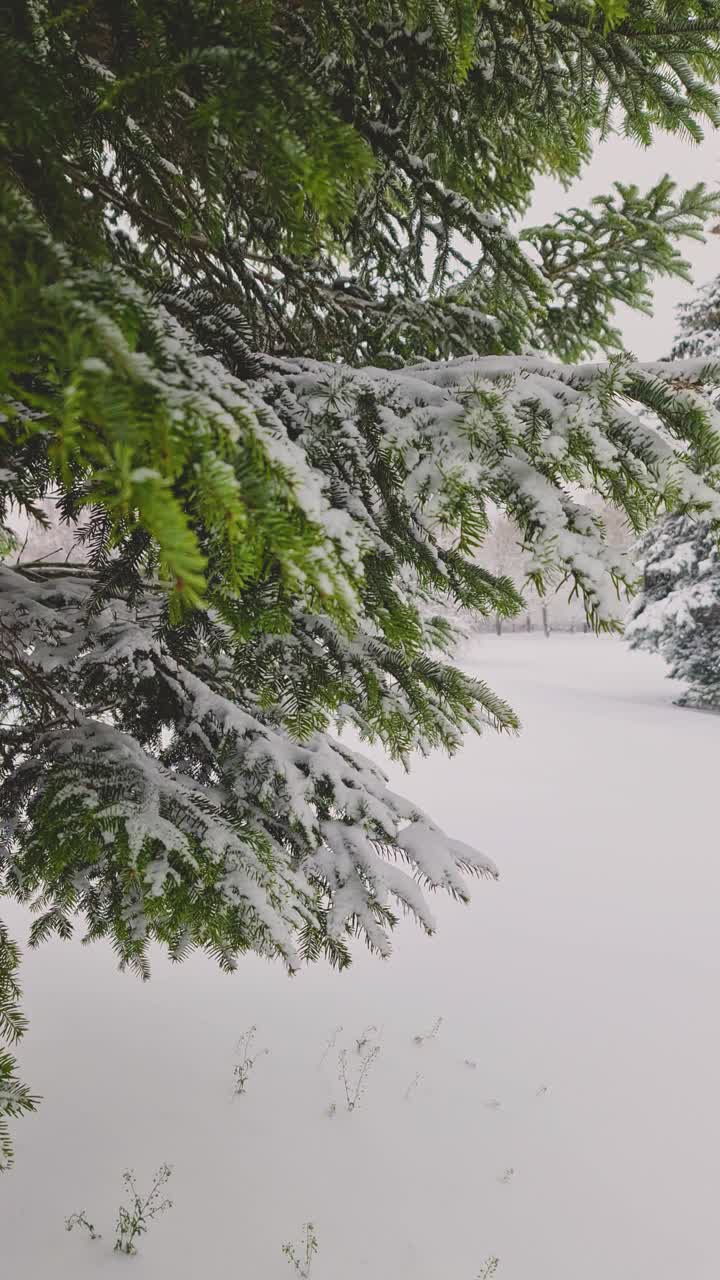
<box><xmin>283</xmin><ymin>1223</ymin><xmax>318</xmax><ymax>1278</ymax></box>
<box><xmin>464</xmin><ymin>1058</ymin><xmax>478</xmax><ymax>1070</ymax></box>
<box><xmin>65</xmin><ymin>1210</ymin><xmax>101</xmax><ymax>1242</ymax></box>
<box><xmin>413</xmin><ymin>1016</ymin><xmax>443</xmax><ymax>1046</ymax></box>
<box><xmin>66</xmin><ymin>1166</ymin><xmax>173</xmax><ymax>1257</ymax></box>
<box><xmin>536</xmin><ymin>1084</ymin><xmax>549</xmax><ymax>1097</ymax></box>
<box><xmin>317</xmin><ymin>1025</ymin><xmax>343</xmax><ymax>1068</ymax></box>
<box><xmin>232</xmin><ymin>1025</ymin><xmax>268</xmax><ymax>1096</ymax></box>
<box><xmin>496</xmin><ymin>1168</ymin><xmax>515</xmax><ymax>1185</ymax></box>
<box><xmin>114</xmin><ymin>1165</ymin><xmax>173</xmax><ymax>1255</ymax></box>
<box><xmin>355</xmin><ymin>1024</ymin><xmax>378</xmax><ymax>1054</ymax></box>
<box><xmin>404</xmin><ymin>1070</ymin><xmax>420</xmax><ymax>1100</ymax></box>
<box><xmin>483</xmin><ymin>1098</ymin><xmax>502</xmax><ymax>1111</ymax></box>
<box><xmin>477</xmin><ymin>1258</ymin><xmax>500</xmax><ymax>1279</ymax></box>
<box><xmin>338</xmin><ymin>1045</ymin><xmax>380</xmax><ymax>1112</ymax></box>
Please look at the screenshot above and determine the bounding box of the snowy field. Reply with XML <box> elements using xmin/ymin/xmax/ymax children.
<box><xmin>3</xmin><ymin>634</ymin><xmax>720</xmax><ymax>1280</ymax></box>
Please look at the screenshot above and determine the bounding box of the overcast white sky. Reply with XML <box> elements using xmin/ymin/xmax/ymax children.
<box><xmin>527</xmin><ymin>128</ymin><xmax>720</xmax><ymax>360</ymax></box>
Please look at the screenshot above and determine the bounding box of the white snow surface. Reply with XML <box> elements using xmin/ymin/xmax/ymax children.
<box><xmin>3</xmin><ymin>634</ymin><xmax>720</xmax><ymax>1279</ymax></box>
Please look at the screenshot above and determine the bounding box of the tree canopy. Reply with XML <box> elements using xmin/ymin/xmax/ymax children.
<box><xmin>3</xmin><ymin>0</ymin><xmax>720</xmax><ymax>1166</ymax></box>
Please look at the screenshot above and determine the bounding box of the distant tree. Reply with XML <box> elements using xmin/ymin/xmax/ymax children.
<box><xmin>627</xmin><ymin>514</ymin><xmax>720</xmax><ymax>706</ymax></box>
<box><xmin>627</xmin><ymin>272</ymin><xmax>720</xmax><ymax>705</ymax></box>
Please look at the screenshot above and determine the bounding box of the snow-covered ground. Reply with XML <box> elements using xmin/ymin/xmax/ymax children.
<box><xmin>3</xmin><ymin>635</ymin><xmax>720</xmax><ymax>1280</ymax></box>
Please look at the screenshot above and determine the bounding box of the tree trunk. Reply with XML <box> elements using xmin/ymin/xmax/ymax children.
<box><xmin>542</xmin><ymin>603</ymin><xmax>550</xmax><ymax>638</ymax></box>
<box><xmin>495</xmin><ymin>615</ymin><xmax>502</xmax><ymax>636</ymax></box>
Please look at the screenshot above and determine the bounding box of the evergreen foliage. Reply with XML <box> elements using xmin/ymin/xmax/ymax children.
<box><xmin>3</xmin><ymin>0</ymin><xmax>720</xmax><ymax>1163</ymax></box>
<box><xmin>674</xmin><ymin>272</ymin><xmax>720</xmax><ymax>360</ymax></box>
<box><xmin>627</xmin><ymin>272</ymin><xmax>720</xmax><ymax>705</ymax></box>
<box><xmin>627</xmin><ymin>512</ymin><xmax>720</xmax><ymax>706</ymax></box>
<box><xmin>0</xmin><ymin>922</ymin><xmax>39</xmax><ymax>1171</ymax></box>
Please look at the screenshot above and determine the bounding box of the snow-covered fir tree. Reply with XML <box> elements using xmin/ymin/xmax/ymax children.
<box><xmin>627</xmin><ymin>273</ymin><xmax>720</xmax><ymax>706</ymax></box>
<box><xmin>4</xmin><ymin>0</ymin><xmax>720</xmax><ymax>1162</ymax></box>
<box><xmin>627</xmin><ymin>513</ymin><xmax>720</xmax><ymax>706</ymax></box>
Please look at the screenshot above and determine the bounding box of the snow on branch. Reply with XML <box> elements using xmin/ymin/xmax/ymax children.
<box><xmin>267</xmin><ymin>350</ymin><xmax>720</xmax><ymax>626</ymax></box>
<box><xmin>0</xmin><ymin>565</ymin><xmax>496</xmax><ymax>970</ymax></box>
